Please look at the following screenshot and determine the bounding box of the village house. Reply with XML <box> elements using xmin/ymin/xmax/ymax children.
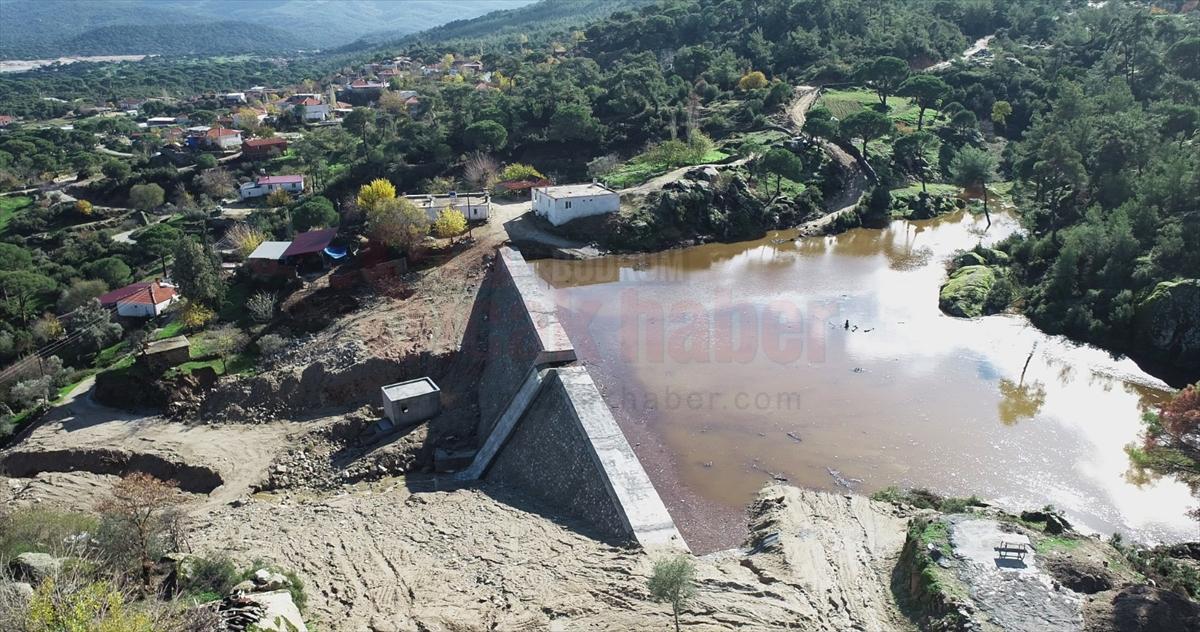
<box><xmin>404</xmin><ymin>191</ymin><xmax>491</xmax><ymax>222</ymax></box>
<box><xmin>0</xmin><ymin>115</ymin><xmax>16</xmax><ymax>127</ymax></box>
<box><xmin>194</xmin><ymin>126</ymin><xmax>242</xmax><ymax>150</ymax></box>
<box><xmin>146</xmin><ymin>116</ymin><xmax>184</xmax><ymax>127</ymax></box>
<box><xmin>347</xmin><ymin>79</ymin><xmax>386</xmax><ymax>92</ymax></box>
<box><xmin>242</xmin><ymin>136</ymin><xmax>288</xmax><ymax>159</ymax></box>
<box><xmin>221</xmin><ymin>92</ymin><xmax>247</xmax><ymax>105</ymax></box>
<box><xmin>98</xmin><ymin>280</ymin><xmax>179</xmax><ymax>318</ymax></box>
<box><xmin>239</xmin><ymin>175</ymin><xmax>304</xmax><ymax>200</ymax></box>
<box><xmin>289</xmin><ymin>96</ymin><xmax>329</xmax><ymax>121</ymax></box>
<box><xmin>532</xmin><ymin>182</ymin><xmax>621</xmax><ymax>226</ymax></box>
<box><xmin>452</xmin><ymin>60</ymin><xmax>485</xmax><ymax>75</ymax></box>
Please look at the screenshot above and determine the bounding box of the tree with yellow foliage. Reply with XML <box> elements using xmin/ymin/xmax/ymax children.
<box><xmin>356</xmin><ymin>178</ymin><xmax>396</xmax><ymax>212</ymax></box>
<box><xmin>433</xmin><ymin>209</ymin><xmax>467</xmax><ymax>238</ymax></box>
<box><xmin>75</xmin><ymin>199</ymin><xmax>94</xmax><ymax>216</ymax></box>
<box><xmin>178</xmin><ymin>301</ymin><xmax>215</xmax><ymax>330</ymax></box>
<box><xmin>367</xmin><ymin>197</ymin><xmax>429</xmax><ymax>252</ymax></box>
<box><xmin>738</xmin><ymin>71</ymin><xmax>768</xmax><ymax>91</ymax></box>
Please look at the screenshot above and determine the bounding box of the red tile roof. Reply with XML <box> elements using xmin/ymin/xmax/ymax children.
<box><xmin>258</xmin><ymin>175</ymin><xmax>303</xmax><ymax>185</ymax></box>
<box><xmin>206</xmin><ymin>126</ymin><xmax>241</xmax><ymax>138</ymax></box>
<box><xmin>98</xmin><ymin>281</ymin><xmax>177</xmax><ymax>306</ymax></box>
<box><xmin>283</xmin><ymin>228</ymin><xmax>336</xmax><ymax>257</ymax></box>
<box><xmin>244</xmin><ymin>137</ymin><xmax>287</xmax><ymax>148</ymax></box>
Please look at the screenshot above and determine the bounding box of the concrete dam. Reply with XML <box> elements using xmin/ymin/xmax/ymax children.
<box><xmin>458</xmin><ymin>247</ymin><xmax>685</xmax><ymax>551</ymax></box>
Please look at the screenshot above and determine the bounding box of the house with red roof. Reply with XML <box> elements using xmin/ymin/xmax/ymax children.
<box><xmin>98</xmin><ymin>281</ymin><xmax>179</xmax><ymax>318</ymax></box>
<box><xmin>243</xmin><ymin>136</ymin><xmax>288</xmax><ymax>159</ymax></box>
<box><xmin>204</xmin><ymin>126</ymin><xmax>242</xmax><ymax>150</ymax></box>
<box><xmin>239</xmin><ymin>174</ymin><xmax>304</xmax><ymax>201</ymax></box>
<box><xmin>0</xmin><ymin>115</ymin><xmax>17</xmax><ymax>127</ymax></box>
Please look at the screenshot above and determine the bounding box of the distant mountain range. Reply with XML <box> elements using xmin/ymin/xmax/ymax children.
<box><xmin>0</xmin><ymin>0</ymin><xmax>536</xmax><ymax>59</ymax></box>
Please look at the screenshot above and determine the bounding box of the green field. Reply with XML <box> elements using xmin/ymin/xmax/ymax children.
<box><xmin>603</xmin><ymin>148</ymin><xmax>730</xmax><ymax>189</ymax></box>
<box><xmin>891</xmin><ymin>183</ymin><xmax>961</xmax><ymax>198</ymax></box>
<box><xmin>818</xmin><ymin>88</ymin><xmax>944</xmax><ymax>130</ymax></box>
<box><xmin>0</xmin><ymin>195</ymin><xmax>33</xmax><ymax>234</ymax></box>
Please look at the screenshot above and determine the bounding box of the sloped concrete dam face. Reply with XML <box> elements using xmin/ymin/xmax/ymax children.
<box><xmin>466</xmin><ymin>248</ymin><xmax>685</xmax><ymax>550</ymax></box>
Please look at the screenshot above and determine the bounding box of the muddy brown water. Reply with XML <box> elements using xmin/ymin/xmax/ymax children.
<box><xmin>531</xmin><ymin>210</ymin><xmax>1197</xmax><ymax>553</ymax></box>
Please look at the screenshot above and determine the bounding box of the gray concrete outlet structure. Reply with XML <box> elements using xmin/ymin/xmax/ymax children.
<box><xmin>465</xmin><ymin>247</ymin><xmax>685</xmax><ymax>551</ymax></box>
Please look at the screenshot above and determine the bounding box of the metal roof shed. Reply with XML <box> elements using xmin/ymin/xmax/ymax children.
<box><xmin>283</xmin><ymin>229</ymin><xmax>337</xmax><ymax>258</ymax></box>
<box><xmin>247</xmin><ymin>241</ymin><xmax>291</xmax><ymax>261</ymax></box>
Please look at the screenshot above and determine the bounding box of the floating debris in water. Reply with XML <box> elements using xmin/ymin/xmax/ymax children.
<box><xmin>827</xmin><ymin>467</ymin><xmax>863</xmax><ymax>490</ymax></box>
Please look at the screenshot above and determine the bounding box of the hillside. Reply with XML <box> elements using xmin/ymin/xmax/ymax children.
<box><xmin>0</xmin><ymin>0</ymin><xmax>536</xmax><ymax>58</ymax></box>
<box><xmin>391</xmin><ymin>0</ymin><xmax>656</xmax><ymax>47</ymax></box>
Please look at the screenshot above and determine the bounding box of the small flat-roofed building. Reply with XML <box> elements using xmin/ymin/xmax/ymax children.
<box><xmin>381</xmin><ymin>377</ymin><xmax>441</xmax><ymax>426</ymax></box>
<box><xmin>404</xmin><ymin>191</ymin><xmax>490</xmax><ymax>222</ymax></box>
<box><xmin>531</xmin><ymin>182</ymin><xmax>620</xmax><ymax>226</ymax></box>
<box><xmin>246</xmin><ymin>240</ymin><xmax>293</xmax><ymax>278</ymax></box>
<box><xmin>139</xmin><ymin>335</ymin><xmax>190</xmax><ymax>373</ymax></box>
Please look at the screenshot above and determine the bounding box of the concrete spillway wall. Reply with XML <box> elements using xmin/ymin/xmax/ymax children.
<box><xmin>466</xmin><ymin>247</ymin><xmax>685</xmax><ymax>551</ymax></box>
<box><xmin>476</xmin><ymin>247</ymin><xmax>576</xmax><ymax>440</ymax></box>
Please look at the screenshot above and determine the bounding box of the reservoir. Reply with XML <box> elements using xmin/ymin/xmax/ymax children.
<box><xmin>532</xmin><ymin>209</ymin><xmax>1196</xmax><ymax>553</ymax></box>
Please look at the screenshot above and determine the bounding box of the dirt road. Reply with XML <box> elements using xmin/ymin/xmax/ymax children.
<box><xmin>925</xmin><ymin>35</ymin><xmax>995</xmax><ymax>72</ymax></box>
<box><xmin>786</xmin><ymin>86</ymin><xmax>870</xmax><ymax>233</ymax></box>
<box><xmin>618</xmin><ymin>155</ymin><xmax>753</xmax><ymax>197</ymax></box>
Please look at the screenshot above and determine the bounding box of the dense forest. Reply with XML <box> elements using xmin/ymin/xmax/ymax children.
<box><xmin>0</xmin><ymin>0</ymin><xmax>535</xmax><ymax>58</ymax></box>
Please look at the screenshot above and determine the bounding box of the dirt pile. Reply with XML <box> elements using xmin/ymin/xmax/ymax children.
<box><xmin>255</xmin><ymin>409</ymin><xmax>429</xmax><ymax>492</ymax></box>
<box><xmin>189</xmin><ymin>483</ymin><xmax>913</xmax><ymax>632</ymax></box>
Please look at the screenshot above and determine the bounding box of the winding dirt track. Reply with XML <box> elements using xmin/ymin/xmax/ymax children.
<box><xmin>788</xmin><ymin>86</ymin><xmax>870</xmax><ymax>234</ymax></box>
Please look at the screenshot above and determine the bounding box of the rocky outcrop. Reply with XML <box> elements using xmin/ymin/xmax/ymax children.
<box><xmin>8</xmin><ymin>552</ymin><xmax>60</xmax><ymax>584</ymax></box>
<box><xmin>939</xmin><ymin>265</ymin><xmax>996</xmax><ymax>318</ymax></box>
<box><xmin>1134</xmin><ymin>279</ymin><xmax>1200</xmax><ymax>373</ymax></box>
<box><xmin>606</xmin><ymin>168</ymin><xmax>819</xmax><ymax>252</ymax></box>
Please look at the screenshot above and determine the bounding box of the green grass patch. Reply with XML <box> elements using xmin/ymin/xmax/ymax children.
<box><xmin>0</xmin><ymin>195</ymin><xmax>33</xmax><ymax>234</ymax></box>
<box><xmin>153</xmin><ymin>318</ymin><xmax>185</xmax><ymax>340</ymax></box>
<box><xmin>891</xmin><ymin>182</ymin><xmax>961</xmax><ymax>199</ymax></box>
<box><xmin>757</xmin><ymin>176</ymin><xmax>807</xmax><ymax>198</ymax></box>
<box><xmin>166</xmin><ymin>350</ymin><xmax>256</xmax><ymax>378</ymax></box>
<box><xmin>1036</xmin><ymin>535</ymin><xmax>1084</xmax><ymax>554</ymax></box>
<box><xmin>91</xmin><ymin>340</ymin><xmax>129</xmax><ymax>369</ymax></box>
<box><xmin>0</xmin><ymin>508</ymin><xmax>98</xmax><ymax>559</ymax></box>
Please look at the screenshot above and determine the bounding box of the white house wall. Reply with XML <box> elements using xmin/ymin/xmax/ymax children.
<box><xmin>534</xmin><ymin>191</ymin><xmax>620</xmax><ymax>226</ymax></box>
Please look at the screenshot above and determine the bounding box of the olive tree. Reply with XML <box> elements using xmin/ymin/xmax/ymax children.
<box><xmin>648</xmin><ymin>555</ymin><xmax>696</xmax><ymax>632</ymax></box>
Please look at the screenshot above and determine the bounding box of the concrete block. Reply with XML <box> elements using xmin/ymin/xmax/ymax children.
<box><xmin>380</xmin><ymin>377</ymin><xmax>441</xmax><ymax>426</ymax></box>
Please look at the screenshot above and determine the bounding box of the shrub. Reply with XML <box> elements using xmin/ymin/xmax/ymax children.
<box><xmin>257</xmin><ymin>333</ymin><xmax>288</xmax><ymax>361</ymax></box>
<box><xmin>265</xmin><ymin>188</ymin><xmax>292</xmax><ymax>207</ymax></box>
<box><xmin>246</xmin><ymin>292</ymin><xmax>276</xmax><ymax>323</ymax></box>
<box><xmin>499</xmin><ymin>163</ymin><xmax>544</xmax><ymax>182</ymax></box>
<box><xmin>178</xmin><ymin>555</ymin><xmax>239</xmax><ymax>599</ymax></box>
<box><xmin>433</xmin><ymin>209</ymin><xmax>467</xmax><ymax>238</ymax></box>
<box><xmin>225</xmin><ymin>223</ymin><xmax>265</xmax><ymax>259</ymax></box>
<box><xmin>26</xmin><ymin>578</ymin><xmax>155</xmax><ymax>632</ymax></box>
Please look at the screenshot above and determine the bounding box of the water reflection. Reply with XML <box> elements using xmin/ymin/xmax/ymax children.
<box><xmin>532</xmin><ymin>210</ymin><xmax>1195</xmax><ymax>551</ymax></box>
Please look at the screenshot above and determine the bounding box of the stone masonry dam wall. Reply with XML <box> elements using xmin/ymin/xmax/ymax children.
<box><xmin>466</xmin><ymin>247</ymin><xmax>685</xmax><ymax>551</ymax></box>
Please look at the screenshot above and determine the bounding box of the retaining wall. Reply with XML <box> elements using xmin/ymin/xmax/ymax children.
<box><xmin>466</xmin><ymin>247</ymin><xmax>685</xmax><ymax>551</ymax></box>
<box><xmin>477</xmin><ymin>247</ymin><xmax>576</xmax><ymax>439</ymax></box>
